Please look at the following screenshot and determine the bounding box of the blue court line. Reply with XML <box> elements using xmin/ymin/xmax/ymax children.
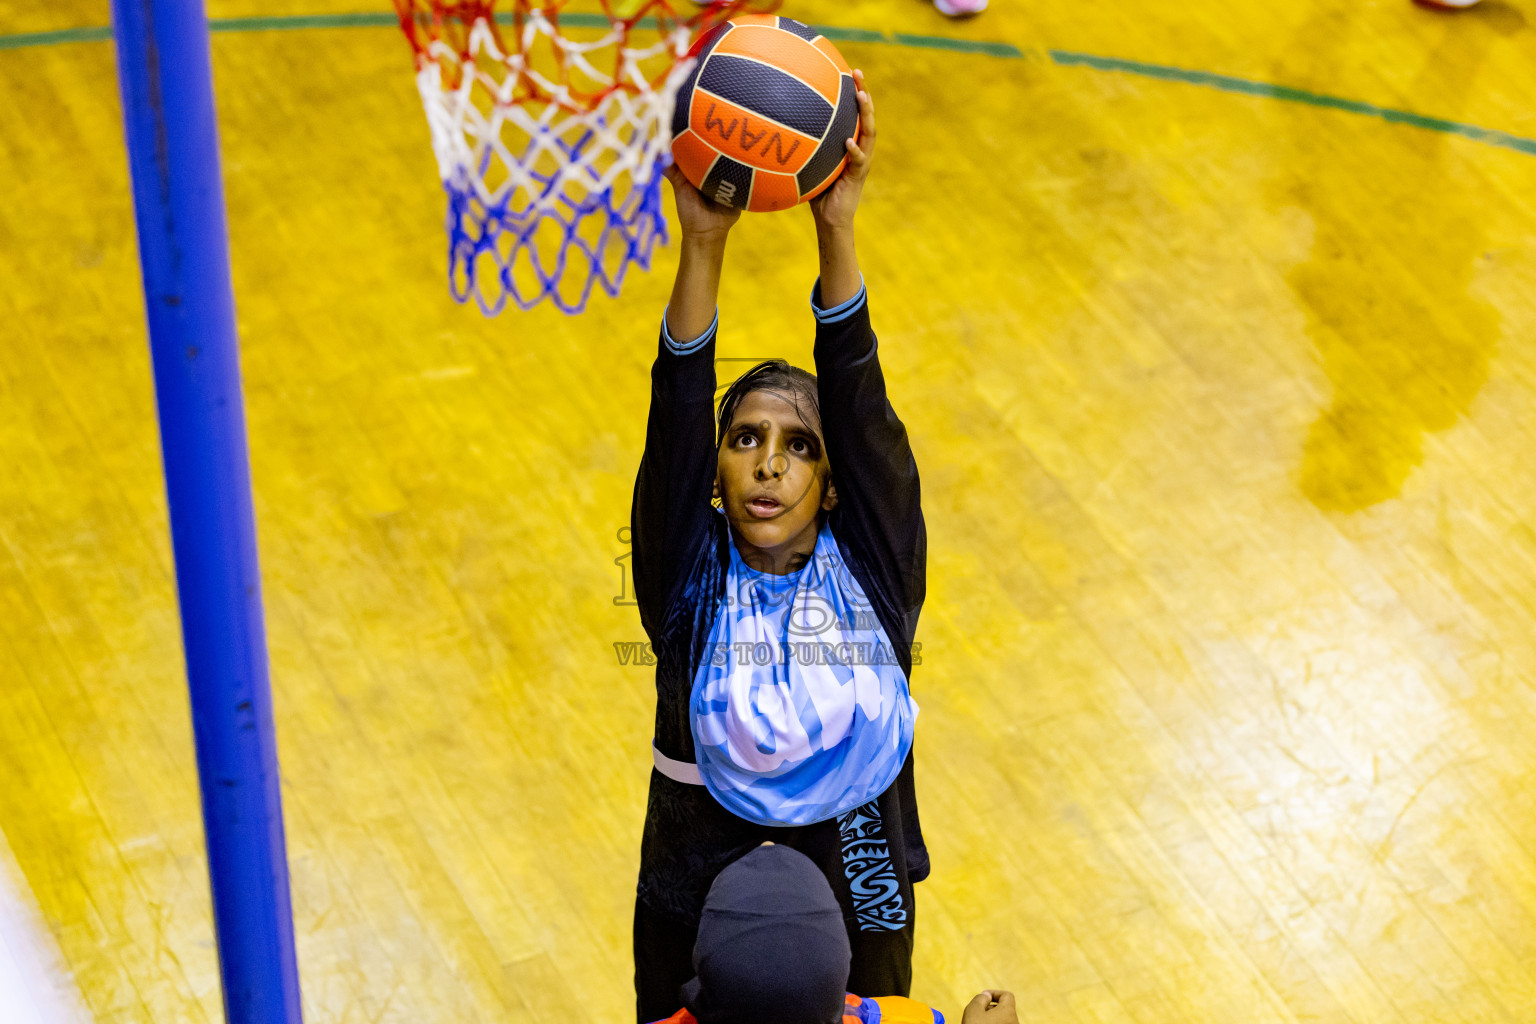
<box><xmin>2</xmin><ymin>14</ymin><xmax>1533</xmax><ymax>159</ymax></box>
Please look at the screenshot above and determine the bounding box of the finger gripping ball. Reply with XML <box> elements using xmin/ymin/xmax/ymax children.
<box><xmin>670</xmin><ymin>16</ymin><xmax>860</xmax><ymax>212</ymax></box>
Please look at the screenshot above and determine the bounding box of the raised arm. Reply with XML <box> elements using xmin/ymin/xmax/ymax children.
<box><xmin>631</xmin><ymin>168</ymin><xmax>740</xmax><ymax>635</ymax></box>
<box><xmin>809</xmin><ymin>69</ymin><xmax>872</xmax><ymax>308</ymax></box>
<box><xmin>662</xmin><ymin>164</ymin><xmax>737</xmax><ymax>342</ymax></box>
<box><xmin>806</xmin><ymin>74</ymin><xmax>925</xmax><ymax>624</ymax></box>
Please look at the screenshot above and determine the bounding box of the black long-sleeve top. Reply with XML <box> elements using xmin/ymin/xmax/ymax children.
<box><xmin>629</xmin><ymin>283</ymin><xmax>929</xmax><ymax>923</ymax></box>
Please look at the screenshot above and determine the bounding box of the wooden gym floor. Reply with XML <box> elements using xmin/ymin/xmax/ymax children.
<box><xmin>3</xmin><ymin>1</ymin><xmax>1536</xmax><ymax>1021</ymax></box>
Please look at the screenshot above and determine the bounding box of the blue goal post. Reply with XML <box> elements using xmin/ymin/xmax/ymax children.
<box><xmin>108</xmin><ymin>2</ymin><xmax>304</xmax><ymax>1022</ymax></box>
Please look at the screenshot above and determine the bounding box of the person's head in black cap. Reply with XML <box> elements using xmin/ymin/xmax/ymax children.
<box><xmin>681</xmin><ymin>843</ymin><xmax>852</xmax><ymax>1024</ymax></box>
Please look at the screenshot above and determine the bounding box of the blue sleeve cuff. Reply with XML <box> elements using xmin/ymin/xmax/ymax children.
<box><xmin>811</xmin><ymin>276</ymin><xmax>867</xmax><ymax>324</ymax></box>
<box><xmin>662</xmin><ymin>306</ymin><xmax>719</xmax><ymax>355</ymax></box>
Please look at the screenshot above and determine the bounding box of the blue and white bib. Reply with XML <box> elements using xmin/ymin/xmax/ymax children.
<box><xmin>689</xmin><ymin>516</ymin><xmax>918</xmax><ymax>826</ymax></box>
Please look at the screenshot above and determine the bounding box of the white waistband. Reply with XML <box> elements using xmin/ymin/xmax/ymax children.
<box><xmin>653</xmin><ymin>745</ymin><xmax>704</xmax><ymax>786</ymax></box>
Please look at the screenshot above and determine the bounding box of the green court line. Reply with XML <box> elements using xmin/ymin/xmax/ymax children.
<box><xmin>891</xmin><ymin>32</ymin><xmax>1021</xmax><ymax>58</ymax></box>
<box><xmin>1050</xmin><ymin>49</ymin><xmax>1536</xmax><ymax>158</ymax></box>
<box><xmin>208</xmin><ymin>12</ymin><xmax>613</xmax><ymax>30</ymax></box>
<box><xmin>210</xmin><ymin>13</ymin><xmax>398</xmax><ymax>32</ymax></box>
<box><xmin>3</xmin><ymin>13</ymin><xmax>1533</xmax><ymax>159</ymax></box>
<box><xmin>0</xmin><ymin>25</ymin><xmax>112</xmax><ymax>48</ymax></box>
<box><xmin>810</xmin><ymin>25</ymin><xmax>887</xmax><ymax>44</ymax></box>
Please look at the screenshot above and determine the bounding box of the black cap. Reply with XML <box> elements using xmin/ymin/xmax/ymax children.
<box><xmin>681</xmin><ymin>844</ymin><xmax>852</xmax><ymax>1024</ymax></box>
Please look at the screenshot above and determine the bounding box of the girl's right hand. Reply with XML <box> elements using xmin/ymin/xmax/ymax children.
<box><xmin>665</xmin><ymin>163</ymin><xmax>741</xmax><ymax>242</ymax></box>
<box><xmin>961</xmin><ymin>991</ymin><xmax>1018</xmax><ymax>1024</ymax></box>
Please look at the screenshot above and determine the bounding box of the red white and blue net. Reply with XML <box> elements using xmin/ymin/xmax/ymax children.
<box><xmin>395</xmin><ymin>1</ymin><xmax>768</xmax><ymax>315</ymax></box>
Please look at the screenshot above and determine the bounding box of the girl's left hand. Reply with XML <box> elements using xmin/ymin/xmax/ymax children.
<box><xmin>809</xmin><ymin>69</ymin><xmax>875</xmax><ymax>232</ymax></box>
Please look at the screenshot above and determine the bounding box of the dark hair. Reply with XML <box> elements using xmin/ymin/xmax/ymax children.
<box><xmin>715</xmin><ymin>360</ymin><xmax>821</xmax><ymax>449</ymax></box>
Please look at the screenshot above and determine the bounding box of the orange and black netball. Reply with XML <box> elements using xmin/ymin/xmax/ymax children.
<box><xmin>671</xmin><ymin>16</ymin><xmax>861</xmax><ymax>212</ymax></box>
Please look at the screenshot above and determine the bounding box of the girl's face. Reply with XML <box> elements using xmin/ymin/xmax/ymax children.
<box><xmin>715</xmin><ymin>389</ymin><xmax>837</xmax><ymax>574</ymax></box>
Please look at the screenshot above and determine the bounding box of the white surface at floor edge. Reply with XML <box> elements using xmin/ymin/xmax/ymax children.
<box><xmin>0</xmin><ymin>825</ymin><xmax>91</xmax><ymax>1024</ymax></box>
